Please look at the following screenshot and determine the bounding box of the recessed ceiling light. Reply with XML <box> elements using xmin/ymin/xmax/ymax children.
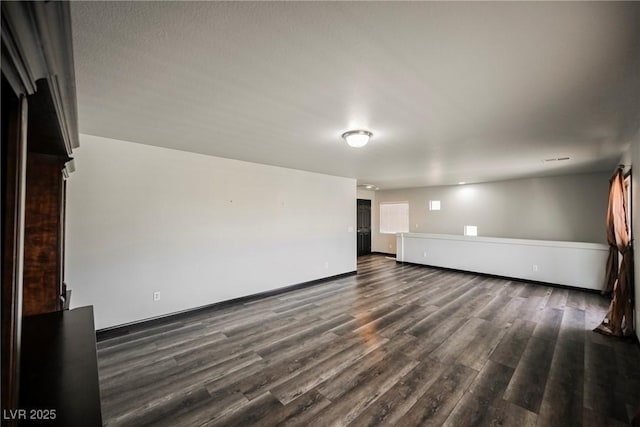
<box><xmin>342</xmin><ymin>130</ymin><xmax>372</xmax><ymax>148</ymax></box>
<box><xmin>365</xmin><ymin>185</ymin><xmax>374</xmax><ymax>189</ymax></box>
<box><xmin>458</xmin><ymin>181</ymin><xmax>466</xmax><ymax>185</ymax></box>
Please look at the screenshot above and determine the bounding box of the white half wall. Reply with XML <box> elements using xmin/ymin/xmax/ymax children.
<box><xmin>397</xmin><ymin>233</ymin><xmax>608</xmax><ymax>290</ymax></box>
<box><xmin>374</xmin><ymin>173</ymin><xmax>610</xmax><ymax>254</ymax></box>
<box><xmin>66</xmin><ymin>135</ymin><xmax>357</xmax><ymax>330</ymax></box>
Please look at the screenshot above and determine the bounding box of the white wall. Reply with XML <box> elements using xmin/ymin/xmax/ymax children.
<box><xmin>397</xmin><ymin>233</ymin><xmax>608</xmax><ymax>290</ymax></box>
<box><xmin>66</xmin><ymin>135</ymin><xmax>356</xmax><ymax>330</ymax></box>
<box><xmin>373</xmin><ymin>173</ymin><xmax>610</xmax><ymax>254</ymax></box>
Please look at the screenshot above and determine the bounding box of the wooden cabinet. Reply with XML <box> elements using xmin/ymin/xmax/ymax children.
<box><xmin>22</xmin><ymin>154</ymin><xmax>70</xmax><ymax>316</ymax></box>
<box><xmin>20</xmin><ymin>307</ymin><xmax>103</xmax><ymax>427</ymax></box>
<box><xmin>1</xmin><ymin>1</ymin><xmax>81</xmax><ymax>419</ymax></box>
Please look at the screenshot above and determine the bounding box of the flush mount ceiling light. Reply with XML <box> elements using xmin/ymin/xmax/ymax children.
<box><xmin>342</xmin><ymin>130</ymin><xmax>372</xmax><ymax>148</ymax></box>
<box><xmin>358</xmin><ymin>183</ymin><xmax>379</xmax><ymax>190</ymax></box>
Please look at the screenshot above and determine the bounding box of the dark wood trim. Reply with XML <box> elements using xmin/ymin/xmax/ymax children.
<box><xmin>60</xmin><ymin>177</ymin><xmax>68</xmax><ymax>308</ymax></box>
<box><xmin>395</xmin><ymin>260</ymin><xmax>602</xmax><ymax>295</ymax></box>
<box><xmin>1</xmin><ymin>90</ymin><xmax>28</xmax><ymax>418</ymax></box>
<box><xmin>96</xmin><ymin>271</ymin><xmax>357</xmax><ymax>341</ymax></box>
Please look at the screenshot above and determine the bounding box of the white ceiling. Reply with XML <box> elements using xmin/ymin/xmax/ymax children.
<box><xmin>71</xmin><ymin>2</ymin><xmax>640</xmax><ymax>189</ymax></box>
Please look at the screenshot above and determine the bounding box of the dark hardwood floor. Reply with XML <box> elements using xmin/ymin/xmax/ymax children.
<box><xmin>97</xmin><ymin>255</ymin><xmax>640</xmax><ymax>426</ymax></box>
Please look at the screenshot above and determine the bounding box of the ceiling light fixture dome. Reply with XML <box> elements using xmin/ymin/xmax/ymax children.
<box><xmin>342</xmin><ymin>130</ymin><xmax>372</xmax><ymax>148</ymax></box>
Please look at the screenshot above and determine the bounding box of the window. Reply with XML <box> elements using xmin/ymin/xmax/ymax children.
<box><xmin>464</xmin><ymin>225</ymin><xmax>478</xmax><ymax>236</ymax></box>
<box><xmin>429</xmin><ymin>200</ymin><xmax>441</xmax><ymax>211</ymax></box>
<box><xmin>380</xmin><ymin>202</ymin><xmax>409</xmax><ymax>234</ymax></box>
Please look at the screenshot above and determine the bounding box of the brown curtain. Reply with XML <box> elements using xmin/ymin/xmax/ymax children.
<box><xmin>595</xmin><ymin>169</ymin><xmax>635</xmax><ymax>337</ymax></box>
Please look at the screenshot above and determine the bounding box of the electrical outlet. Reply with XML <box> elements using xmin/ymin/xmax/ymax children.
<box><xmin>532</xmin><ymin>265</ymin><xmax>538</xmax><ymax>272</ymax></box>
<box><xmin>153</xmin><ymin>291</ymin><xmax>161</xmax><ymax>301</ymax></box>
<box><xmin>324</xmin><ymin>261</ymin><xmax>329</xmax><ymax>269</ymax></box>
<box><xmin>423</xmin><ymin>251</ymin><xmax>427</xmax><ymax>258</ymax></box>
<box><xmin>389</xmin><ymin>244</ymin><xmax>392</xmax><ymax>249</ymax></box>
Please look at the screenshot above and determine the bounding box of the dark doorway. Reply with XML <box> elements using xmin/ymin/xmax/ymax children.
<box><xmin>357</xmin><ymin>199</ymin><xmax>372</xmax><ymax>256</ymax></box>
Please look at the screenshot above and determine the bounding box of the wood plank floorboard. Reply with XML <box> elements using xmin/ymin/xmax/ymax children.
<box><xmin>97</xmin><ymin>254</ymin><xmax>640</xmax><ymax>426</ymax></box>
<box><xmin>348</xmin><ymin>357</ymin><xmax>447</xmax><ymax>427</ymax></box>
<box><xmin>441</xmin><ymin>360</ymin><xmax>514</xmax><ymax>426</ymax></box>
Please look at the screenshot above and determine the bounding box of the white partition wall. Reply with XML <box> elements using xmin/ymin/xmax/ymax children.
<box><xmin>397</xmin><ymin>233</ymin><xmax>608</xmax><ymax>290</ymax></box>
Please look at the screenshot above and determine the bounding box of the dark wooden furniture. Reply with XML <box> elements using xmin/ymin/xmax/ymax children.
<box><xmin>1</xmin><ymin>2</ymin><xmax>99</xmax><ymax>424</ymax></box>
<box><xmin>2</xmin><ymin>73</ymin><xmax>27</xmax><ymax>422</ymax></box>
<box><xmin>19</xmin><ymin>307</ymin><xmax>102</xmax><ymax>426</ymax></box>
<box><xmin>22</xmin><ymin>152</ymin><xmax>70</xmax><ymax>316</ymax></box>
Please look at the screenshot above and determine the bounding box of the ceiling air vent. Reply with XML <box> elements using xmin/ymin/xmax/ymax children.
<box><xmin>542</xmin><ymin>157</ymin><xmax>570</xmax><ymax>163</ymax></box>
